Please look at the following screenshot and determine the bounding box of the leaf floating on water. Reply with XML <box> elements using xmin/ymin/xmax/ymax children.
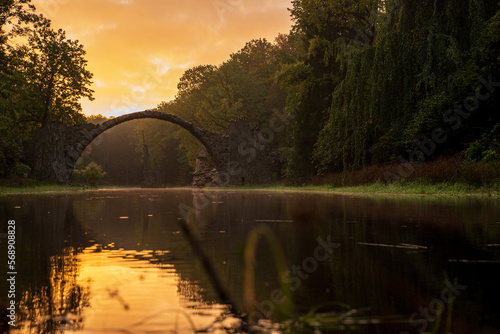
<box><xmin>358</xmin><ymin>242</ymin><xmax>428</xmax><ymax>250</ymax></box>
<box><xmin>449</xmin><ymin>259</ymin><xmax>500</xmax><ymax>263</ymax></box>
<box><xmin>399</xmin><ymin>243</ymin><xmax>428</xmax><ymax>249</ymax></box>
<box><xmin>255</xmin><ymin>219</ymin><xmax>295</xmax><ymax>223</ymax></box>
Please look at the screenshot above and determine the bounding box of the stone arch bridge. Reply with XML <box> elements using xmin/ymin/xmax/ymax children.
<box><xmin>23</xmin><ymin>110</ymin><xmax>277</xmax><ymax>186</ymax></box>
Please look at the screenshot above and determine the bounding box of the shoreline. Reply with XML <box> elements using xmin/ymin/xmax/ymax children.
<box><xmin>1</xmin><ymin>182</ymin><xmax>498</xmax><ymax>198</ymax></box>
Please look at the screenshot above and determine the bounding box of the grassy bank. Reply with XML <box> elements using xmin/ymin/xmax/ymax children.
<box><xmin>2</xmin><ymin>181</ymin><xmax>497</xmax><ymax>197</ymax></box>
<box><xmin>0</xmin><ymin>183</ymin><xmax>90</xmax><ymax>196</ymax></box>
<box><xmin>229</xmin><ymin>180</ymin><xmax>499</xmax><ymax>197</ymax></box>
<box><xmin>2</xmin><ymin>155</ymin><xmax>499</xmax><ymax>197</ymax></box>
<box><xmin>0</xmin><ymin>177</ymin><xmax>122</xmax><ymax>196</ymax></box>
<box><xmin>227</xmin><ymin>156</ymin><xmax>500</xmax><ymax>197</ymax></box>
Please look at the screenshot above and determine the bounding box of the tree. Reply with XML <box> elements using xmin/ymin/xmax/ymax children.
<box><xmin>176</xmin><ymin>65</ymin><xmax>217</xmax><ymax>97</ymax></box>
<box><xmin>171</xmin><ymin>56</ymin><xmax>276</xmax><ymax>166</ymax></box>
<box><xmin>133</xmin><ymin>110</ymin><xmax>191</xmax><ymax>185</ymax></box>
<box><xmin>13</xmin><ymin>21</ymin><xmax>94</xmax><ymax>129</ymax></box>
<box><xmin>312</xmin><ymin>0</ymin><xmax>500</xmax><ymax>174</ymax></box>
<box><xmin>230</xmin><ymin>38</ymin><xmax>278</xmax><ymax>82</ymax></box>
<box><xmin>136</xmin><ymin>38</ymin><xmax>289</xmax><ymax>180</ymax></box>
<box><xmin>0</xmin><ymin>0</ymin><xmax>37</xmax><ymax>46</ymax></box>
<box><xmin>0</xmin><ymin>0</ymin><xmax>40</xmax><ymax>139</ymax></box>
<box><xmin>83</xmin><ymin>162</ymin><xmax>106</xmax><ymax>187</ymax></box>
<box><xmin>275</xmin><ymin>0</ymin><xmax>375</xmax><ymax>178</ymax></box>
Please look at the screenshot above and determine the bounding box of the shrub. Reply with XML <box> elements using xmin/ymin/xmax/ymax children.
<box><xmin>464</xmin><ymin>123</ymin><xmax>500</xmax><ymax>162</ymax></box>
<box><xmin>82</xmin><ymin>162</ymin><xmax>106</xmax><ymax>187</ymax></box>
<box><xmin>0</xmin><ymin>138</ymin><xmax>23</xmax><ymax>178</ymax></box>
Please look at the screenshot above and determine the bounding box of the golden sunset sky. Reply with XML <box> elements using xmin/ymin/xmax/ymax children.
<box><xmin>32</xmin><ymin>0</ymin><xmax>294</xmax><ymax>117</ymax></box>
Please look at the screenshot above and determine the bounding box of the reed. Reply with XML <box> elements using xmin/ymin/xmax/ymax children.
<box><xmin>243</xmin><ymin>225</ymin><xmax>295</xmax><ymax>324</ymax></box>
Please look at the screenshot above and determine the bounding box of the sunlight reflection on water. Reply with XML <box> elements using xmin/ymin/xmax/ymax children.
<box><xmin>3</xmin><ymin>189</ymin><xmax>499</xmax><ymax>333</ymax></box>
<box><xmin>44</xmin><ymin>247</ymin><xmax>232</xmax><ymax>334</ymax></box>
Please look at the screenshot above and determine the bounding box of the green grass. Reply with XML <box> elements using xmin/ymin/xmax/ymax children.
<box><xmin>0</xmin><ymin>184</ymin><xmax>88</xmax><ymax>196</ymax></box>
<box><xmin>215</xmin><ymin>180</ymin><xmax>500</xmax><ymax>197</ymax></box>
<box><xmin>1</xmin><ymin>178</ymin><xmax>499</xmax><ymax>197</ymax></box>
<box><xmin>0</xmin><ymin>179</ymin><xmax>123</xmax><ymax>196</ymax></box>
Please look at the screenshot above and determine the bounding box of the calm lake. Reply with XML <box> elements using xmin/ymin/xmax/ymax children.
<box><xmin>1</xmin><ymin>189</ymin><xmax>499</xmax><ymax>333</ymax></box>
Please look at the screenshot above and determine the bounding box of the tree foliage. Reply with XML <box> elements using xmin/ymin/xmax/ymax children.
<box><xmin>82</xmin><ymin>162</ymin><xmax>106</xmax><ymax>187</ymax></box>
<box><xmin>275</xmin><ymin>0</ymin><xmax>376</xmax><ymax>178</ymax></box>
<box><xmin>133</xmin><ymin>0</ymin><xmax>499</xmax><ymax>183</ymax></box>
<box><xmin>153</xmin><ymin>39</ymin><xmax>288</xmax><ymax>168</ymax></box>
<box><xmin>13</xmin><ymin>21</ymin><xmax>93</xmax><ymax>128</ymax></box>
<box><xmin>2</xmin><ymin>0</ymin><xmax>499</xmax><ymax>184</ymax></box>
<box><xmin>1</xmin><ymin>1</ymin><xmax>92</xmax><ymax>138</ymax></box>
<box><xmin>1</xmin><ymin>0</ymin><xmax>94</xmax><ymax>178</ymax></box>
<box><xmin>312</xmin><ymin>0</ymin><xmax>500</xmax><ymax>174</ymax></box>
<box><xmin>0</xmin><ymin>137</ymin><xmax>23</xmax><ymax>177</ymax></box>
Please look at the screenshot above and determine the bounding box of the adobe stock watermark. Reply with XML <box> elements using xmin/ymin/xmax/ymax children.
<box><xmin>37</xmin><ymin>0</ymin><xmax>72</xmax><ymax>19</ymax></box>
<box><xmin>384</xmin><ymin>74</ymin><xmax>500</xmax><ymax>183</ymax></box>
<box><xmin>6</xmin><ymin>220</ymin><xmax>17</xmax><ymax>327</ymax></box>
<box><xmin>237</xmin><ymin>108</ymin><xmax>294</xmax><ymax>163</ymax></box>
<box><xmin>214</xmin><ymin>0</ymin><xmax>243</xmax><ymax>25</ymax></box>
<box><xmin>400</xmin><ymin>277</ymin><xmax>467</xmax><ymax>334</ymax></box>
<box><xmin>247</xmin><ymin>235</ymin><xmax>340</xmax><ymax>325</ymax></box>
<box><xmin>219</xmin><ymin>107</ymin><xmax>295</xmax><ymax>186</ymax></box>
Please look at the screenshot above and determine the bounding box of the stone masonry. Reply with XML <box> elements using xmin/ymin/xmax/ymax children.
<box><xmin>24</xmin><ymin>110</ymin><xmax>277</xmax><ymax>186</ymax></box>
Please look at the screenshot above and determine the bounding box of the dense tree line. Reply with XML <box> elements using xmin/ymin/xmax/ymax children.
<box><xmin>141</xmin><ymin>0</ymin><xmax>500</xmax><ymax>183</ymax></box>
<box><xmin>312</xmin><ymin>0</ymin><xmax>500</xmax><ymax>174</ymax></box>
<box><xmin>1</xmin><ymin>0</ymin><xmax>93</xmax><ymax>179</ymax></box>
<box><xmin>1</xmin><ymin>0</ymin><xmax>499</xmax><ymax>185</ymax></box>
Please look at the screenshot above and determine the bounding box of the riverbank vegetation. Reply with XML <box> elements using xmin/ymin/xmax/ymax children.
<box><xmin>1</xmin><ymin>0</ymin><xmax>94</xmax><ymax>182</ymax></box>
<box><xmin>1</xmin><ymin>178</ymin><xmax>498</xmax><ymax>197</ymax></box>
<box><xmin>1</xmin><ymin>0</ymin><xmax>499</xmax><ymax>190</ymax></box>
<box><xmin>78</xmin><ymin>0</ymin><xmax>500</xmax><ymax>187</ymax></box>
<box><xmin>232</xmin><ymin>181</ymin><xmax>500</xmax><ymax>197</ymax></box>
<box><xmin>0</xmin><ymin>181</ymin><xmax>84</xmax><ymax>195</ymax></box>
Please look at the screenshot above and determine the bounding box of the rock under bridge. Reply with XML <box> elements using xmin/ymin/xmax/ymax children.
<box><xmin>23</xmin><ymin>109</ymin><xmax>278</xmax><ymax>186</ymax></box>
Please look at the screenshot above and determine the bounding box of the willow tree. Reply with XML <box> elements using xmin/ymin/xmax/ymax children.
<box><xmin>278</xmin><ymin>0</ymin><xmax>376</xmax><ymax>178</ymax></box>
<box><xmin>313</xmin><ymin>0</ymin><xmax>500</xmax><ymax>173</ymax></box>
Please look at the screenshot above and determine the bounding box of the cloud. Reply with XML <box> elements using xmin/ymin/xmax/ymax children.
<box><xmin>33</xmin><ymin>0</ymin><xmax>293</xmax><ymax>116</ymax></box>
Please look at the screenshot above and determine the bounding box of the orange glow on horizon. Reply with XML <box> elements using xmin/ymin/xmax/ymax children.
<box><xmin>32</xmin><ymin>0</ymin><xmax>293</xmax><ymax>117</ymax></box>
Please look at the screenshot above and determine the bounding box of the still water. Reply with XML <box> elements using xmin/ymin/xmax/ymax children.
<box><xmin>1</xmin><ymin>189</ymin><xmax>499</xmax><ymax>333</ymax></box>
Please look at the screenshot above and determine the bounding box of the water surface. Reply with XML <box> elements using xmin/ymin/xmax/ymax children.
<box><xmin>1</xmin><ymin>189</ymin><xmax>499</xmax><ymax>333</ymax></box>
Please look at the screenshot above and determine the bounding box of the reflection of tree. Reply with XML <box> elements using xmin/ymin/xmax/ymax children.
<box><xmin>18</xmin><ymin>247</ymin><xmax>90</xmax><ymax>333</ymax></box>
<box><xmin>169</xmin><ymin>191</ymin><xmax>500</xmax><ymax>330</ymax></box>
<box><xmin>0</xmin><ymin>194</ymin><xmax>93</xmax><ymax>333</ymax></box>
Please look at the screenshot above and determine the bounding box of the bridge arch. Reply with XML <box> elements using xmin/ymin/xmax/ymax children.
<box><xmin>26</xmin><ymin>110</ymin><xmax>229</xmax><ymax>184</ymax></box>
<box><xmin>74</xmin><ymin>110</ymin><xmax>229</xmax><ymax>171</ymax></box>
